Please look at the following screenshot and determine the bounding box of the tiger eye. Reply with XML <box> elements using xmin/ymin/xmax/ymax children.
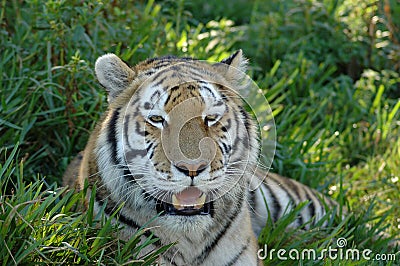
<box><xmin>149</xmin><ymin>115</ymin><xmax>164</xmax><ymax>123</ymax></box>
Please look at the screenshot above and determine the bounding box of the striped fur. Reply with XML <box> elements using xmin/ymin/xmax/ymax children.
<box><xmin>63</xmin><ymin>51</ymin><xmax>337</xmax><ymax>265</ymax></box>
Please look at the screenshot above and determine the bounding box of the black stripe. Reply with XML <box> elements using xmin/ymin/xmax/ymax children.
<box><xmin>171</xmin><ymin>68</ymin><xmax>206</xmax><ymax>81</ymax></box>
<box><xmin>200</xmin><ymin>84</ymin><xmax>217</xmax><ymax>99</ymax></box>
<box><xmin>222</xmin><ymin>118</ymin><xmax>232</xmax><ymax>132</ymax></box>
<box><xmin>125</xmin><ymin>148</ymin><xmax>147</xmax><ymax>159</ymax></box>
<box><xmin>268</xmin><ymin>175</ymin><xmax>297</xmax><ymax>204</ymax></box>
<box><xmin>143</xmin><ymin>69</ymin><xmax>156</xmax><ymax>76</ymax></box>
<box><xmin>148</xmin><ymin>145</ymin><xmax>155</xmax><ymax>159</ymax></box>
<box><xmin>151</xmin><ymin>76</ymin><xmax>168</xmax><ymax>89</ymax></box>
<box><xmin>287</xmin><ymin>179</ymin><xmax>303</xmax><ymax>201</ymax></box>
<box><xmin>263</xmin><ymin>182</ymin><xmax>281</xmax><ymax>222</ymax></box>
<box><xmin>95</xmin><ymin>188</ymin><xmax>160</xmax><ymax>245</ymax></box>
<box><xmin>151</xmin><ymin>69</ymin><xmax>172</xmax><ymax>87</ymax></box>
<box><xmin>221</xmin><ymin>142</ymin><xmax>231</xmax><ymax>155</ymax></box>
<box><xmin>129</xmin><ymin>96</ymin><xmax>140</xmax><ymax>106</ymax></box>
<box><xmin>281</xmin><ymin>179</ymin><xmax>304</xmax><ymax>226</ymax></box>
<box><xmin>238</xmin><ymin>105</ymin><xmax>251</xmax><ymax>131</ymax></box>
<box><xmin>187</xmin><ymin>84</ymin><xmax>196</xmax><ymax>90</ymax></box>
<box><xmin>214</xmin><ymin>100</ymin><xmax>224</xmax><ymax>107</ymax></box>
<box><xmin>225</xmin><ymin>237</ymin><xmax>250</xmax><ymax>266</ymax></box>
<box><xmin>152</xmin><ymin>61</ymin><xmax>195</xmax><ymax>83</ymax></box>
<box><xmin>304</xmin><ymin>187</ymin><xmax>316</xmax><ymax>222</ymax></box>
<box><xmin>123</xmin><ymin>114</ymin><xmax>133</xmax><ymax>151</ymax></box>
<box><xmin>163</xmin><ymin>91</ymin><xmax>172</xmax><ymax>106</ymax></box>
<box><xmin>107</xmin><ymin>108</ymin><xmax>121</xmax><ymax>165</ymax></box>
<box><xmin>217</xmin><ymin>143</ymin><xmax>226</xmax><ymax>158</ymax></box>
<box><xmin>195</xmin><ymin>79</ymin><xmax>208</xmax><ymax>84</ymax></box>
<box><xmin>194</xmin><ymin>196</ymin><xmax>244</xmax><ymax>264</ymax></box>
<box><xmin>146</xmin><ymin>142</ymin><xmax>154</xmax><ymax>152</ymax></box>
<box><xmin>135</xmin><ymin>121</ymin><xmax>146</xmax><ymax>136</ymax></box>
<box><xmin>312</xmin><ymin>188</ymin><xmax>325</xmax><ymax>219</ymax></box>
<box><xmin>96</xmin><ymin>194</ymin><xmax>152</xmax><ymax>239</ymax></box>
<box><xmin>144</xmin><ymin>55</ymin><xmax>178</xmax><ymax>65</ymax></box>
<box><xmin>279</xmin><ymin>178</ymin><xmax>311</xmax><ymax>226</ymax></box>
<box><xmin>117</xmin><ymin>214</ymin><xmax>160</xmax><ymax>245</ymax></box>
<box><xmin>232</xmin><ymin>108</ymin><xmax>246</xmax><ymax>149</ymax></box>
<box><xmin>153</xmin><ymin>61</ymin><xmax>181</xmax><ymax>70</ymax></box>
<box><xmin>123</xmin><ymin>169</ymin><xmax>138</xmax><ymax>183</ymax></box>
<box><xmin>150</xmin><ymin>90</ymin><xmax>161</xmax><ymax>103</ymax></box>
<box><xmin>170</xmin><ymin>85</ymin><xmax>180</xmax><ymax>91</ymax></box>
<box><xmin>267</xmin><ymin>175</ymin><xmax>298</xmax><ymax>218</ymax></box>
<box><xmin>249</xmin><ymin>189</ymin><xmax>257</xmax><ymax>212</ymax></box>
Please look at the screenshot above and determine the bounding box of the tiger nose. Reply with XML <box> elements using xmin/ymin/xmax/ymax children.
<box><xmin>175</xmin><ymin>160</ymin><xmax>208</xmax><ymax>178</ymax></box>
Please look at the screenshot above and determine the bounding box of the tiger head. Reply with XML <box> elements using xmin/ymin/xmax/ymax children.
<box><xmin>93</xmin><ymin>51</ymin><xmax>260</xmax><ymax>231</ymax></box>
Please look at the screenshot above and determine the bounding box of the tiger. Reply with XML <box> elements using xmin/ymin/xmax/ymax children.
<box><xmin>63</xmin><ymin>50</ymin><xmax>338</xmax><ymax>265</ymax></box>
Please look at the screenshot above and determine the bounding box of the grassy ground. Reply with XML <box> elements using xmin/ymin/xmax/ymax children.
<box><xmin>1</xmin><ymin>0</ymin><xmax>399</xmax><ymax>265</ymax></box>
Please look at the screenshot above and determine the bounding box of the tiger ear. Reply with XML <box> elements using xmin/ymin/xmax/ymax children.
<box><xmin>95</xmin><ymin>53</ymin><xmax>135</xmax><ymax>102</ymax></box>
<box><xmin>214</xmin><ymin>50</ymin><xmax>249</xmax><ymax>90</ymax></box>
<box><xmin>220</xmin><ymin>49</ymin><xmax>247</xmax><ymax>73</ymax></box>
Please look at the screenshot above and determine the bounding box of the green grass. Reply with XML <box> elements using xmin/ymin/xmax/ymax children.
<box><xmin>0</xmin><ymin>145</ymin><xmax>170</xmax><ymax>264</ymax></box>
<box><xmin>1</xmin><ymin>0</ymin><xmax>399</xmax><ymax>265</ymax></box>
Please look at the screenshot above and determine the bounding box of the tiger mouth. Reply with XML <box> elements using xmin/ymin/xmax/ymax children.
<box><xmin>156</xmin><ymin>200</ymin><xmax>213</xmax><ymax>216</ymax></box>
<box><xmin>156</xmin><ymin>187</ymin><xmax>213</xmax><ymax>216</ymax></box>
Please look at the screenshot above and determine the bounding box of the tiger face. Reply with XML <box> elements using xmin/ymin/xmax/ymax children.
<box><xmin>93</xmin><ymin>51</ymin><xmax>260</xmax><ymax>231</ymax></box>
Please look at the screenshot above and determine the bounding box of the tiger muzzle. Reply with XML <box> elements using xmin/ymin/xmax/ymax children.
<box><xmin>174</xmin><ymin>160</ymin><xmax>208</xmax><ymax>178</ymax></box>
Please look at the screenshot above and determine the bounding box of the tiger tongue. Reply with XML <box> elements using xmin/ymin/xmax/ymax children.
<box><xmin>172</xmin><ymin>187</ymin><xmax>206</xmax><ymax>210</ymax></box>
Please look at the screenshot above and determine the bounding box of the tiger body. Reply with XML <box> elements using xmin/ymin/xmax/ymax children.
<box><xmin>63</xmin><ymin>51</ymin><xmax>336</xmax><ymax>265</ymax></box>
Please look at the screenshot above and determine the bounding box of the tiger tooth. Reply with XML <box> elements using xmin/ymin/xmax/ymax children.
<box><xmin>195</xmin><ymin>193</ymin><xmax>206</xmax><ymax>209</ymax></box>
<box><xmin>172</xmin><ymin>194</ymin><xmax>184</xmax><ymax>210</ymax></box>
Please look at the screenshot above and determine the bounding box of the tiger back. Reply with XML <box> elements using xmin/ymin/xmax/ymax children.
<box><xmin>63</xmin><ymin>51</ymin><xmax>337</xmax><ymax>265</ymax></box>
